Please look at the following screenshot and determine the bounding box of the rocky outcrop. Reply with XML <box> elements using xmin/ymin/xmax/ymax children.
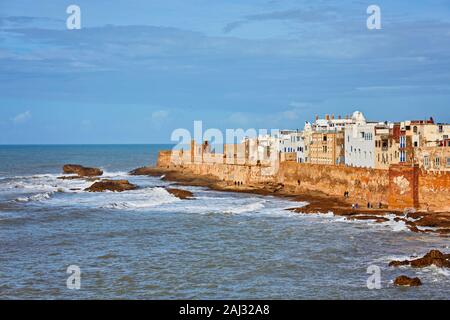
<box><xmin>389</xmin><ymin>250</ymin><xmax>450</xmax><ymax>268</ymax></box>
<box><xmin>394</xmin><ymin>275</ymin><xmax>422</xmax><ymax>287</ymax></box>
<box><xmin>346</xmin><ymin>215</ymin><xmax>390</xmax><ymax>223</ymax></box>
<box><xmin>166</xmin><ymin>188</ymin><xmax>194</xmax><ymax>200</ymax></box>
<box><xmin>129</xmin><ymin>167</ymin><xmax>165</xmax><ymax>177</ymax></box>
<box><xmin>389</xmin><ymin>260</ymin><xmax>410</xmax><ymax>267</ymax></box>
<box><xmin>63</xmin><ymin>164</ymin><xmax>103</xmax><ymax>177</ymax></box>
<box><xmin>85</xmin><ymin>180</ymin><xmax>137</xmax><ymax>192</ymax></box>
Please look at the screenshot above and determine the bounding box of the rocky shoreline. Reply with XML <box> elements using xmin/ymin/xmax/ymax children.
<box><xmin>131</xmin><ymin>166</ymin><xmax>450</xmax><ymax>288</ymax></box>
<box><xmin>53</xmin><ymin>164</ymin><xmax>450</xmax><ymax>288</ymax></box>
<box><xmin>130</xmin><ymin>166</ymin><xmax>450</xmax><ymax>237</ymax></box>
<box><xmin>57</xmin><ymin>164</ymin><xmax>195</xmax><ymax>199</ymax></box>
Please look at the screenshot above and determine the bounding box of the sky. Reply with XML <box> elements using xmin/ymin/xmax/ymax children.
<box><xmin>1</xmin><ymin>0</ymin><xmax>450</xmax><ymax>144</ymax></box>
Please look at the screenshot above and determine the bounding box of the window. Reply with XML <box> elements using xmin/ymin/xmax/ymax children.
<box><xmin>414</xmin><ymin>141</ymin><xmax>418</xmax><ymax>147</ymax></box>
<box><xmin>435</xmin><ymin>157</ymin><xmax>440</xmax><ymax>168</ymax></box>
<box><xmin>323</xmin><ymin>135</ymin><xmax>327</xmax><ymax>142</ymax></box>
<box><xmin>400</xmin><ymin>151</ymin><xmax>406</xmax><ymax>163</ymax></box>
<box><xmin>400</xmin><ymin>136</ymin><xmax>406</xmax><ymax>148</ymax></box>
<box><xmin>323</xmin><ymin>146</ymin><xmax>328</xmax><ymax>153</ymax></box>
<box><xmin>424</xmin><ymin>156</ymin><xmax>429</xmax><ymax>167</ymax></box>
<box><xmin>405</xmin><ymin>125</ymin><xmax>411</xmax><ymax>131</ymax></box>
<box><xmin>413</xmin><ymin>126</ymin><xmax>418</xmax><ymax>133</ymax></box>
<box><xmin>447</xmin><ymin>157</ymin><xmax>450</xmax><ymax>167</ymax></box>
<box><xmin>439</xmin><ymin>125</ymin><xmax>443</xmax><ymax>133</ymax></box>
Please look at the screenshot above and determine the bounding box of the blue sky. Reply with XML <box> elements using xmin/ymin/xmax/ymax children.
<box><xmin>1</xmin><ymin>0</ymin><xmax>450</xmax><ymax>144</ymax></box>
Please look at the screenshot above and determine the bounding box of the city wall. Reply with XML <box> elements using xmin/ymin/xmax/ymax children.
<box><xmin>156</xmin><ymin>150</ymin><xmax>449</xmax><ymax>212</ymax></box>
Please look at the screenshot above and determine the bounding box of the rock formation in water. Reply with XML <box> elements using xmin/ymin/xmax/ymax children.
<box><xmin>166</xmin><ymin>188</ymin><xmax>194</xmax><ymax>200</ymax></box>
<box><xmin>394</xmin><ymin>275</ymin><xmax>422</xmax><ymax>287</ymax></box>
<box><xmin>63</xmin><ymin>164</ymin><xmax>103</xmax><ymax>177</ymax></box>
<box><xmin>389</xmin><ymin>250</ymin><xmax>450</xmax><ymax>268</ymax></box>
<box><xmin>85</xmin><ymin>180</ymin><xmax>137</xmax><ymax>192</ymax></box>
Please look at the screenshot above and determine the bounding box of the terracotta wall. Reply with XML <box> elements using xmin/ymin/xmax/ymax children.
<box><xmin>419</xmin><ymin>171</ymin><xmax>450</xmax><ymax>212</ymax></box>
<box><xmin>277</xmin><ymin>162</ymin><xmax>390</xmax><ymax>204</ymax></box>
<box><xmin>157</xmin><ymin>150</ymin><xmax>449</xmax><ymax>211</ymax></box>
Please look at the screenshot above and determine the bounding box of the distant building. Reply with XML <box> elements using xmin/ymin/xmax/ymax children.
<box><xmin>416</xmin><ymin>143</ymin><xmax>450</xmax><ymax>172</ymax></box>
<box><xmin>309</xmin><ymin>131</ymin><xmax>345</xmax><ymax>165</ymax></box>
<box><xmin>344</xmin><ymin>112</ymin><xmax>377</xmax><ymax>168</ymax></box>
<box><xmin>275</xmin><ymin>130</ymin><xmax>306</xmax><ymax>163</ymax></box>
<box><xmin>374</xmin><ymin>123</ymin><xmax>400</xmax><ymax>170</ymax></box>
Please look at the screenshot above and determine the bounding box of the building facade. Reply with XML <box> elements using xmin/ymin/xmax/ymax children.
<box><xmin>309</xmin><ymin>131</ymin><xmax>345</xmax><ymax>165</ymax></box>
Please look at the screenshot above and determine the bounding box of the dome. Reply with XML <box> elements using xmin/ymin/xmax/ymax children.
<box><xmin>304</xmin><ymin>121</ymin><xmax>312</xmax><ymax>131</ymax></box>
<box><xmin>352</xmin><ymin>111</ymin><xmax>366</xmax><ymax>124</ymax></box>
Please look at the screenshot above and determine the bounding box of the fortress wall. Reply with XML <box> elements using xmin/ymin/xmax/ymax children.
<box><xmin>156</xmin><ymin>150</ymin><xmax>449</xmax><ymax>211</ymax></box>
<box><xmin>419</xmin><ymin>171</ymin><xmax>450</xmax><ymax>212</ymax></box>
<box><xmin>277</xmin><ymin>162</ymin><xmax>390</xmax><ymax>204</ymax></box>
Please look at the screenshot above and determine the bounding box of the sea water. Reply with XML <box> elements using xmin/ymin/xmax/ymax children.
<box><xmin>0</xmin><ymin>145</ymin><xmax>448</xmax><ymax>299</ymax></box>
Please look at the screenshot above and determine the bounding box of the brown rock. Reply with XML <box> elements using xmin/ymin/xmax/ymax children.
<box><xmin>63</xmin><ymin>164</ymin><xmax>103</xmax><ymax>177</ymax></box>
<box><xmin>389</xmin><ymin>260</ymin><xmax>410</xmax><ymax>267</ymax></box>
<box><xmin>407</xmin><ymin>225</ymin><xmax>424</xmax><ymax>233</ymax></box>
<box><xmin>410</xmin><ymin>250</ymin><xmax>450</xmax><ymax>268</ymax></box>
<box><xmin>129</xmin><ymin>167</ymin><xmax>167</xmax><ymax>177</ymax></box>
<box><xmin>415</xmin><ymin>216</ymin><xmax>450</xmax><ymax>229</ymax></box>
<box><xmin>166</xmin><ymin>188</ymin><xmax>194</xmax><ymax>200</ymax></box>
<box><xmin>389</xmin><ymin>250</ymin><xmax>450</xmax><ymax>268</ymax></box>
<box><xmin>347</xmin><ymin>215</ymin><xmax>390</xmax><ymax>223</ymax></box>
<box><xmin>394</xmin><ymin>275</ymin><xmax>422</xmax><ymax>287</ymax></box>
<box><xmin>85</xmin><ymin>180</ymin><xmax>137</xmax><ymax>192</ymax></box>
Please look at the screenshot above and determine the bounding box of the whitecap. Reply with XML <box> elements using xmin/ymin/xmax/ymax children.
<box><xmin>15</xmin><ymin>192</ymin><xmax>54</xmax><ymax>203</ymax></box>
<box><xmin>224</xmin><ymin>201</ymin><xmax>266</xmax><ymax>214</ymax></box>
<box><xmin>101</xmin><ymin>187</ymin><xmax>180</xmax><ymax>211</ymax></box>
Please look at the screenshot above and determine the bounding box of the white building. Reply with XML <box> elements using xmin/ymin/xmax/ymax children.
<box><xmin>344</xmin><ymin>112</ymin><xmax>377</xmax><ymax>168</ymax></box>
<box><xmin>312</xmin><ymin>113</ymin><xmax>354</xmax><ymax>132</ymax></box>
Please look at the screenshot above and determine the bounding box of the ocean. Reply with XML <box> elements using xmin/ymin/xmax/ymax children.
<box><xmin>0</xmin><ymin>145</ymin><xmax>448</xmax><ymax>299</ymax></box>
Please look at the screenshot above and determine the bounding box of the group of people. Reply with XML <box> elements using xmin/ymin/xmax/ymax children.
<box><xmin>345</xmin><ymin>191</ymin><xmax>383</xmax><ymax>210</ymax></box>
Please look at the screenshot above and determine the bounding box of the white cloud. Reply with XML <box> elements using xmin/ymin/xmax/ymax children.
<box><xmin>12</xmin><ymin>111</ymin><xmax>32</xmax><ymax>124</ymax></box>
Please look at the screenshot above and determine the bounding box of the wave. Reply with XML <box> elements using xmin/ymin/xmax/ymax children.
<box><xmin>15</xmin><ymin>192</ymin><xmax>54</xmax><ymax>203</ymax></box>
<box><xmin>224</xmin><ymin>201</ymin><xmax>265</xmax><ymax>214</ymax></box>
<box><xmin>102</xmin><ymin>187</ymin><xmax>180</xmax><ymax>210</ymax></box>
<box><xmin>379</xmin><ymin>215</ymin><xmax>409</xmax><ymax>232</ymax></box>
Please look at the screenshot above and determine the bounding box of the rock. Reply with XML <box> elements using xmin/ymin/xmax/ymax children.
<box><xmin>346</xmin><ymin>215</ymin><xmax>390</xmax><ymax>223</ymax></box>
<box><xmin>389</xmin><ymin>250</ymin><xmax>450</xmax><ymax>269</ymax></box>
<box><xmin>166</xmin><ymin>188</ymin><xmax>194</xmax><ymax>200</ymax></box>
<box><xmin>129</xmin><ymin>167</ymin><xmax>165</xmax><ymax>177</ymax></box>
<box><xmin>58</xmin><ymin>176</ymin><xmax>97</xmax><ymax>181</ymax></box>
<box><xmin>63</xmin><ymin>164</ymin><xmax>103</xmax><ymax>177</ymax></box>
<box><xmin>415</xmin><ymin>216</ymin><xmax>450</xmax><ymax>229</ymax></box>
<box><xmin>394</xmin><ymin>275</ymin><xmax>422</xmax><ymax>287</ymax></box>
<box><xmin>410</xmin><ymin>250</ymin><xmax>450</xmax><ymax>268</ymax></box>
<box><xmin>389</xmin><ymin>260</ymin><xmax>410</xmax><ymax>267</ymax></box>
<box><xmin>407</xmin><ymin>225</ymin><xmax>424</xmax><ymax>233</ymax></box>
<box><xmin>85</xmin><ymin>180</ymin><xmax>137</xmax><ymax>192</ymax></box>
